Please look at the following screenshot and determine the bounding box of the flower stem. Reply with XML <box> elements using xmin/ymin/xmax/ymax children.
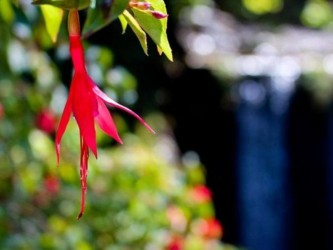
<box><xmin>68</xmin><ymin>9</ymin><xmax>80</xmax><ymax>36</ymax></box>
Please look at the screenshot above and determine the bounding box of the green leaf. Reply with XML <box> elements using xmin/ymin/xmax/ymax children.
<box><xmin>0</xmin><ymin>0</ymin><xmax>14</xmax><ymax>24</ymax></box>
<box><xmin>31</xmin><ymin>0</ymin><xmax>91</xmax><ymax>10</ymax></box>
<box><xmin>40</xmin><ymin>5</ymin><xmax>64</xmax><ymax>43</ymax></box>
<box><xmin>118</xmin><ymin>14</ymin><xmax>128</xmax><ymax>34</ymax></box>
<box><xmin>131</xmin><ymin>1</ymin><xmax>173</xmax><ymax>61</ymax></box>
<box><xmin>82</xmin><ymin>0</ymin><xmax>130</xmax><ymax>38</ymax></box>
<box><xmin>122</xmin><ymin>10</ymin><xmax>148</xmax><ymax>56</ymax></box>
<box><xmin>149</xmin><ymin>0</ymin><xmax>167</xmax><ymax>14</ymax></box>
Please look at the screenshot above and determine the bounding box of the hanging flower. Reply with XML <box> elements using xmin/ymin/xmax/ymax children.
<box><xmin>56</xmin><ymin>10</ymin><xmax>154</xmax><ymax>219</ymax></box>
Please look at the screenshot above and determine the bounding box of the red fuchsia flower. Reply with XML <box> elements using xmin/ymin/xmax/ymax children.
<box><xmin>56</xmin><ymin>10</ymin><xmax>154</xmax><ymax>219</ymax></box>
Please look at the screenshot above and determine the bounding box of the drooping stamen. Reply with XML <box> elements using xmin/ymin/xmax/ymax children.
<box><xmin>77</xmin><ymin>136</ymin><xmax>89</xmax><ymax>219</ymax></box>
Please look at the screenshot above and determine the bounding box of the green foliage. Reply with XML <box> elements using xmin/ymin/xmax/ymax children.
<box><xmin>82</xmin><ymin>0</ymin><xmax>130</xmax><ymax>38</ymax></box>
<box><xmin>40</xmin><ymin>5</ymin><xmax>64</xmax><ymax>42</ymax></box>
<box><xmin>120</xmin><ymin>4</ymin><xmax>174</xmax><ymax>60</ymax></box>
<box><xmin>0</xmin><ymin>0</ymin><xmax>15</xmax><ymax>24</ymax></box>
<box><xmin>34</xmin><ymin>0</ymin><xmax>173</xmax><ymax>61</ymax></box>
<box><xmin>122</xmin><ymin>10</ymin><xmax>148</xmax><ymax>55</ymax></box>
<box><xmin>131</xmin><ymin>1</ymin><xmax>173</xmax><ymax>61</ymax></box>
<box><xmin>31</xmin><ymin>0</ymin><xmax>91</xmax><ymax>10</ymax></box>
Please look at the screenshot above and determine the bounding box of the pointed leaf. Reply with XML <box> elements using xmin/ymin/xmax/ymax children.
<box><xmin>118</xmin><ymin>13</ymin><xmax>128</xmax><ymax>34</ymax></box>
<box><xmin>40</xmin><ymin>5</ymin><xmax>64</xmax><ymax>43</ymax></box>
<box><xmin>32</xmin><ymin>0</ymin><xmax>91</xmax><ymax>10</ymax></box>
<box><xmin>131</xmin><ymin>0</ymin><xmax>173</xmax><ymax>61</ymax></box>
<box><xmin>148</xmin><ymin>0</ymin><xmax>167</xmax><ymax>13</ymax></box>
<box><xmin>82</xmin><ymin>0</ymin><xmax>130</xmax><ymax>38</ymax></box>
<box><xmin>123</xmin><ymin>10</ymin><xmax>148</xmax><ymax>56</ymax></box>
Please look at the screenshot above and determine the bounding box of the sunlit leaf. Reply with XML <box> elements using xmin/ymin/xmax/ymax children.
<box><xmin>82</xmin><ymin>0</ymin><xmax>130</xmax><ymax>38</ymax></box>
<box><xmin>118</xmin><ymin>14</ymin><xmax>128</xmax><ymax>34</ymax></box>
<box><xmin>0</xmin><ymin>0</ymin><xmax>14</xmax><ymax>24</ymax></box>
<box><xmin>148</xmin><ymin>0</ymin><xmax>167</xmax><ymax>14</ymax></box>
<box><xmin>131</xmin><ymin>1</ymin><xmax>173</xmax><ymax>61</ymax></box>
<box><xmin>40</xmin><ymin>5</ymin><xmax>64</xmax><ymax>43</ymax></box>
<box><xmin>122</xmin><ymin>10</ymin><xmax>148</xmax><ymax>56</ymax></box>
<box><xmin>31</xmin><ymin>0</ymin><xmax>91</xmax><ymax>10</ymax></box>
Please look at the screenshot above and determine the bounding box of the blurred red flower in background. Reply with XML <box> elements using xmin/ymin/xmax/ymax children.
<box><xmin>166</xmin><ymin>235</ymin><xmax>184</xmax><ymax>250</ymax></box>
<box><xmin>190</xmin><ymin>185</ymin><xmax>212</xmax><ymax>203</ymax></box>
<box><xmin>194</xmin><ymin>218</ymin><xmax>223</xmax><ymax>239</ymax></box>
<box><xmin>43</xmin><ymin>175</ymin><xmax>60</xmax><ymax>194</ymax></box>
<box><xmin>0</xmin><ymin>103</ymin><xmax>4</xmax><ymax>119</ymax></box>
<box><xmin>36</xmin><ymin>109</ymin><xmax>56</xmax><ymax>134</ymax></box>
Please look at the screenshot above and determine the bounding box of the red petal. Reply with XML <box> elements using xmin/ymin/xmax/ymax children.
<box><xmin>71</xmin><ymin>73</ymin><xmax>98</xmax><ymax>157</ymax></box>
<box><xmin>92</xmin><ymin>85</ymin><xmax>155</xmax><ymax>134</ymax></box>
<box><xmin>55</xmin><ymin>95</ymin><xmax>72</xmax><ymax>165</ymax></box>
<box><xmin>95</xmin><ymin>97</ymin><xmax>123</xmax><ymax>144</ymax></box>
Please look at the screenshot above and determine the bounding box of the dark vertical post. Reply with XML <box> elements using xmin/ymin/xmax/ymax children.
<box><xmin>236</xmin><ymin>76</ymin><xmax>292</xmax><ymax>250</ymax></box>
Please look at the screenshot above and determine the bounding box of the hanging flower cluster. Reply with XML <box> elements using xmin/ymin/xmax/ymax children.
<box><xmin>56</xmin><ymin>10</ymin><xmax>155</xmax><ymax>219</ymax></box>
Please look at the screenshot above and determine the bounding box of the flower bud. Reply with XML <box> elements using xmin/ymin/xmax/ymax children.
<box><xmin>129</xmin><ymin>1</ymin><xmax>151</xmax><ymax>10</ymax></box>
<box><xmin>149</xmin><ymin>10</ymin><xmax>168</xmax><ymax>19</ymax></box>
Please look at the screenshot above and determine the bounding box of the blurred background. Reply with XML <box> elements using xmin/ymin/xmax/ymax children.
<box><xmin>1</xmin><ymin>0</ymin><xmax>333</xmax><ymax>249</ymax></box>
